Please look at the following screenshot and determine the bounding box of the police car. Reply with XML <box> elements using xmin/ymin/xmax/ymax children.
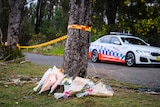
<box><xmin>88</xmin><ymin>32</ymin><xmax>160</xmax><ymax>66</ymax></box>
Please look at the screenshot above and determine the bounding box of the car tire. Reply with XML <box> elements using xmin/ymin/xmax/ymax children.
<box><xmin>125</xmin><ymin>52</ymin><xmax>135</xmax><ymax>67</ymax></box>
<box><xmin>91</xmin><ymin>50</ymin><xmax>99</xmax><ymax>62</ymax></box>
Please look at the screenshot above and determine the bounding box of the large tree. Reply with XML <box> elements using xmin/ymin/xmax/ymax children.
<box><xmin>7</xmin><ymin>0</ymin><xmax>26</xmax><ymax>49</ymax></box>
<box><xmin>6</xmin><ymin>0</ymin><xmax>26</xmax><ymax>60</ymax></box>
<box><xmin>34</xmin><ymin>0</ymin><xmax>47</xmax><ymax>34</ymax></box>
<box><xmin>62</xmin><ymin>0</ymin><xmax>93</xmax><ymax>78</ymax></box>
<box><xmin>0</xmin><ymin>0</ymin><xmax>9</xmax><ymax>42</ymax></box>
<box><xmin>105</xmin><ymin>0</ymin><xmax>121</xmax><ymax>25</ymax></box>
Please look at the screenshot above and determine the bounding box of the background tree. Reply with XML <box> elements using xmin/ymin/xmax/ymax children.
<box><xmin>5</xmin><ymin>0</ymin><xmax>26</xmax><ymax>60</ymax></box>
<box><xmin>105</xmin><ymin>0</ymin><xmax>121</xmax><ymax>31</ymax></box>
<box><xmin>34</xmin><ymin>0</ymin><xmax>47</xmax><ymax>34</ymax></box>
<box><xmin>0</xmin><ymin>0</ymin><xmax>9</xmax><ymax>42</ymax></box>
<box><xmin>48</xmin><ymin>0</ymin><xmax>57</xmax><ymax>21</ymax></box>
<box><xmin>62</xmin><ymin>0</ymin><xmax>93</xmax><ymax>78</ymax></box>
<box><xmin>1</xmin><ymin>0</ymin><xmax>160</xmax><ymax>61</ymax></box>
<box><xmin>19</xmin><ymin>3</ymin><xmax>36</xmax><ymax>46</ymax></box>
<box><xmin>19</xmin><ymin>0</ymin><xmax>68</xmax><ymax>46</ymax></box>
<box><xmin>91</xmin><ymin>0</ymin><xmax>122</xmax><ymax>40</ymax></box>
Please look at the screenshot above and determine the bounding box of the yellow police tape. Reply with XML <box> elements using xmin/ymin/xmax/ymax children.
<box><xmin>17</xmin><ymin>24</ymin><xmax>91</xmax><ymax>49</ymax></box>
<box><xmin>17</xmin><ymin>35</ymin><xmax>67</xmax><ymax>49</ymax></box>
<box><xmin>68</xmin><ymin>24</ymin><xmax>91</xmax><ymax>32</ymax></box>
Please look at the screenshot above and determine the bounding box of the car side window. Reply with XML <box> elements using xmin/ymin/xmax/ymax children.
<box><xmin>100</xmin><ymin>36</ymin><xmax>110</xmax><ymax>43</ymax></box>
<box><xmin>110</xmin><ymin>37</ymin><xmax>121</xmax><ymax>44</ymax></box>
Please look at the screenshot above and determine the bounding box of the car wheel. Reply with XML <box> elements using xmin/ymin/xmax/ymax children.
<box><xmin>125</xmin><ymin>52</ymin><xmax>135</xmax><ymax>67</ymax></box>
<box><xmin>91</xmin><ymin>50</ymin><xmax>98</xmax><ymax>62</ymax></box>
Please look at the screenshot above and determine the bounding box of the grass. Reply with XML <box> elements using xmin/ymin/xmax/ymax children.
<box><xmin>0</xmin><ymin>62</ymin><xmax>160</xmax><ymax>107</ymax></box>
<box><xmin>22</xmin><ymin>42</ymin><xmax>65</xmax><ymax>56</ymax></box>
<box><xmin>1</xmin><ymin>42</ymin><xmax>160</xmax><ymax>106</ymax></box>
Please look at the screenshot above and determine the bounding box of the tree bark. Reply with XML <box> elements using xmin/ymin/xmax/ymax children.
<box><xmin>7</xmin><ymin>0</ymin><xmax>26</xmax><ymax>49</ymax></box>
<box><xmin>62</xmin><ymin>0</ymin><xmax>92</xmax><ymax>78</ymax></box>
<box><xmin>105</xmin><ymin>0</ymin><xmax>120</xmax><ymax>25</ymax></box>
<box><xmin>35</xmin><ymin>0</ymin><xmax>43</xmax><ymax>34</ymax></box>
<box><xmin>0</xmin><ymin>0</ymin><xmax>2</xmax><ymax>14</ymax></box>
<box><xmin>48</xmin><ymin>0</ymin><xmax>56</xmax><ymax>21</ymax></box>
<box><xmin>0</xmin><ymin>0</ymin><xmax>9</xmax><ymax>42</ymax></box>
<box><xmin>35</xmin><ymin>0</ymin><xmax>47</xmax><ymax>34</ymax></box>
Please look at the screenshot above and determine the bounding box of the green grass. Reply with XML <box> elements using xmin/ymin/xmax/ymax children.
<box><xmin>22</xmin><ymin>42</ymin><xmax>65</xmax><ymax>56</ymax></box>
<box><xmin>0</xmin><ymin>62</ymin><xmax>160</xmax><ymax>107</ymax></box>
<box><xmin>42</xmin><ymin>44</ymin><xmax>64</xmax><ymax>56</ymax></box>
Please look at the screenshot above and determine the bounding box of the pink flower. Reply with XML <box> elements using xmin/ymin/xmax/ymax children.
<box><xmin>64</xmin><ymin>91</ymin><xmax>69</xmax><ymax>97</ymax></box>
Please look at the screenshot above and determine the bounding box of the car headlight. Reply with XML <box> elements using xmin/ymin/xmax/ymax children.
<box><xmin>136</xmin><ymin>50</ymin><xmax>150</xmax><ymax>54</ymax></box>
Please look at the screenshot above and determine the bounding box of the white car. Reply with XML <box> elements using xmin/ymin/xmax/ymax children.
<box><xmin>88</xmin><ymin>32</ymin><xmax>160</xmax><ymax>66</ymax></box>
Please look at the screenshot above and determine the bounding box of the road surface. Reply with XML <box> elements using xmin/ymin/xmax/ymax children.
<box><xmin>24</xmin><ymin>53</ymin><xmax>160</xmax><ymax>89</ymax></box>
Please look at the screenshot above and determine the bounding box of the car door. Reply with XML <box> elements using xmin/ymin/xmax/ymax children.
<box><xmin>103</xmin><ymin>36</ymin><xmax>126</xmax><ymax>63</ymax></box>
<box><xmin>97</xmin><ymin>36</ymin><xmax>113</xmax><ymax>61</ymax></box>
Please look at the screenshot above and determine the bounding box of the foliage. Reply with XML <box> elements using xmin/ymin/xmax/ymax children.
<box><xmin>117</xmin><ymin>0</ymin><xmax>160</xmax><ymax>46</ymax></box>
<box><xmin>2</xmin><ymin>46</ymin><xmax>23</xmax><ymax>61</ymax></box>
<box><xmin>28</xmin><ymin>33</ymin><xmax>47</xmax><ymax>45</ymax></box>
<box><xmin>133</xmin><ymin>4</ymin><xmax>160</xmax><ymax>46</ymax></box>
<box><xmin>19</xmin><ymin>3</ymin><xmax>68</xmax><ymax>46</ymax></box>
<box><xmin>1</xmin><ymin>0</ymin><xmax>160</xmax><ymax>59</ymax></box>
<box><xmin>92</xmin><ymin>0</ymin><xmax>107</xmax><ymax>35</ymax></box>
<box><xmin>19</xmin><ymin>6</ymin><xmax>35</xmax><ymax>46</ymax></box>
<box><xmin>39</xmin><ymin>7</ymin><xmax>68</xmax><ymax>41</ymax></box>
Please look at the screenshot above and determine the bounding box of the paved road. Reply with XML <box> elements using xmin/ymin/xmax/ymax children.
<box><xmin>24</xmin><ymin>53</ymin><xmax>160</xmax><ymax>89</ymax></box>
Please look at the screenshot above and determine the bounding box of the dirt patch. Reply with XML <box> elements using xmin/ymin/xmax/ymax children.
<box><xmin>0</xmin><ymin>75</ymin><xmax>40</xmax><ymax>86</ymax></box>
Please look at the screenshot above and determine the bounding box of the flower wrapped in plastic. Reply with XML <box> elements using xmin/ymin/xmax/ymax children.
<box><xmin>33</xmin><ymin>66</ymin><xmax>65</xmax><ymax>94</ymax></box>
<box><xmin>89</xmin><ymin>79</ymin><xmax>114</xmax><ymax>97</ymax></box>
<box><xmin>76</xmin><ymin>78</ymin><xmax>114</xmax><ymax>98</ymax></box>
<box><xmin>54</xmin><ymin>77</ymin><xmax>90</xmax><ymax>99</ymax></box>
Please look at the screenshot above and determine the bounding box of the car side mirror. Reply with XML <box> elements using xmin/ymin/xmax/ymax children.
<box><xmin>113</xmin><ymin>41</ymin><xmax>121</xmax><ymax>45</ymax></box>
<box><xmin>146</xmin><ymin>43</ymin><xmax>150</xmax><ymax>46</ymax></box>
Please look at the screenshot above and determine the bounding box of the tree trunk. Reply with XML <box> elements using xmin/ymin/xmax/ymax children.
<box><xmin>35</xmin><ymin>0</ymin><xmax>47</xmax><ymax>34</ymax></box>
<box><xmin>105</xmin><ymin>0</ymin><xmax>120</xmax><ymax>25</ymax></box>
<box><xmin>6</xmin><ymin>0</ymin><xmax>26</xmax><ymax>60</ymax></box>
<box><xmin>35</xmin><ymin>0</ymin><xmax>43</xmax><ymax>34</ymax></box>
<box><xmin>48</xmin><ymin>0</ymin><xmax>56</xmax><ymax>21</ymax></box>
<box><xmin>0</xmin><ymin>0</ymin><xmax>9</xmax><ymax>42</ymax></box>
<box><xmin>0</xmin><ymin>0</ymin><xmax>2</xmax><ymax>14</ymax></box>
<box><xmin>62</xmin><ymin>0</ymin><xmax>92</xmax><ymax>78</ymax></box>
<box><xmin>7</xmin><ymin>0</ymin><xmax>26</xmax><ymax>48</ymax></box>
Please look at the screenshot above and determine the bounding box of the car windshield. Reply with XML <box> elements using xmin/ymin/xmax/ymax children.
<box><xmin>121</xmin><ymin>37</ymin><xmax>147</xmax><ymax>45</ymax></box>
